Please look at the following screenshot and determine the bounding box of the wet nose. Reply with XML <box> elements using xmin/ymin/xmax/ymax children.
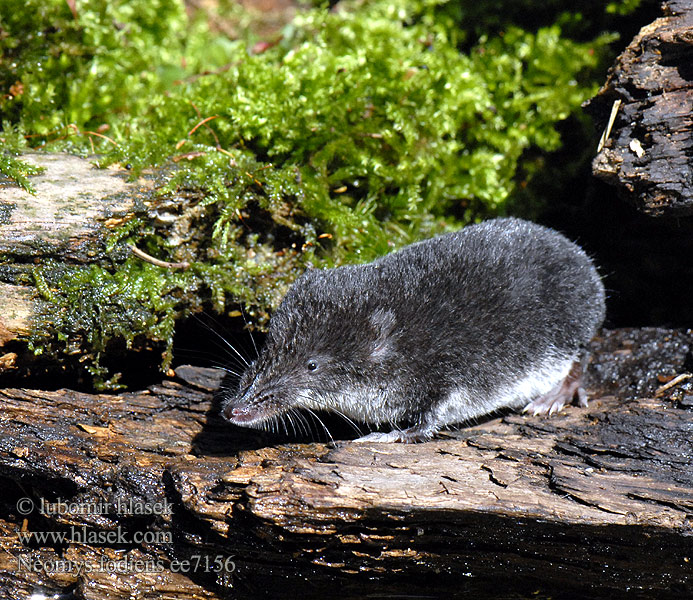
<box><xmin>222</xmin><ymin>403</ymin><xmax>240</xmax><ymax>420</ymax></box>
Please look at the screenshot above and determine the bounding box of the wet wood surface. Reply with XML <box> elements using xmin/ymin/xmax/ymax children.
<box><xmin>0</xmin><ymin>328</ymin><xmax>692</xmax><ymax>599</ymax></box>
<box><xmin>586</xmin><ymin>0</ymin><xmax>693</xmax><ymax>216</ymax></box>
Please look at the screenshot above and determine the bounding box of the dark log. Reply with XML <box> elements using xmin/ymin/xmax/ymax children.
<box><xmin>0</xmin><ymin>328</ymin><xmax>692</xmax><ymax>599</ymax></box>
<box><xmin>585</xmin><ymin>0</ymin><xmax>693</xmax><ymax>216</ymax></box>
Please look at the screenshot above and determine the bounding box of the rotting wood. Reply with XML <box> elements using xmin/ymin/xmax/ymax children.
<box><xmin>0</xmin><ymin>328</ymin><xmax>691</xmax><ymax>599</ymax></box>
<box><xmin>0</xmin><ymin>152</ymin><xmax>286</xmax><ymax>386</ymax></box>
<box><xmin>0</xmin><ymin>153</ymin><xmax>145</xmax><ymax>260</ymax></box>
<box><xmin>0</xmin><ymin>284</ymin><xmax>34</xmax><ymax>344</ymax></box>
<box><xmin>585</xmin><ymin>0</ymin><xmax>693</xmax><ymax>216</ymax></box>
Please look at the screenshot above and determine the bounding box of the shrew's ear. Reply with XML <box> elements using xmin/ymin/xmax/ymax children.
<box><xmin>369</xmin><ymin>309</ymin><xmax>396</xmax><ymax>361</ymax></box>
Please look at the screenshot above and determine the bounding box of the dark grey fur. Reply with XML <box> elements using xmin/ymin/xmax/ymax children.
<box><xmin>220</xmin><ymin>218</ymin><xmax>606</xmax><ymax>442</ymax></box>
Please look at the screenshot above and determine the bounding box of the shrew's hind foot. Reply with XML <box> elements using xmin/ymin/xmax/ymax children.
<box><xmin>523</xmin><ymin>361</ymin><xmax>587</xmax><ymax>416</ymax></box>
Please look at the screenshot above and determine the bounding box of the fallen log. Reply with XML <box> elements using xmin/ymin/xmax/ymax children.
<box><xmin>0</xmin><ymin>328</ymin><xmax>692</xmax><ymax>599</ymax></box>
<box><xmin>585</xmin><ymin>0</ymin><xmax>693</xmax><ymax>216</ymax></box>
<box><xmin>0</xmin><ymin>152</ymin><xmax>292</xmax><ymax>389</ymax></box>
<box><xmin>0</xmin><ymin>152</ymin><xmax>152</xmax><ymax>384</ymax></box>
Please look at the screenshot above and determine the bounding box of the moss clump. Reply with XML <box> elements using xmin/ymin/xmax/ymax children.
<box><xmin>0</xmin><ymin>127</ymin><xmax>44</xmax><ymax>191</ymax></box>
<box><xmin>0</xmin><ymin>0</ymin><xmax>629</xmax><ymax>387</ymax></box>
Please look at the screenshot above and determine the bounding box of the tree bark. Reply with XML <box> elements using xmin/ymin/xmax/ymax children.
<box><xmin>1</xmin><ymin>328</ymin><xmax>692</xmax><ymax>599</ymax></box>
<box><xmin>585</xmin><ymin>0</ymin><xmax>693</xmax><ymax>216</ymax></box>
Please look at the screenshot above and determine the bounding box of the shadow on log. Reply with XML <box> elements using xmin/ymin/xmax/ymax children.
<box><xmin>0</xmin><ymin>328</ymin><xmax>692</xmax><ymax>599</ymax></box>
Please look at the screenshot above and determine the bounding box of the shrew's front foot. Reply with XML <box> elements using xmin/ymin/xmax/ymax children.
<box><xmin>354</xmin><ymin>425</ymin><xmax>435</xmax><ymax>443</ymax></box>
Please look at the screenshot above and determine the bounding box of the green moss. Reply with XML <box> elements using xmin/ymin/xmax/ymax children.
<box><xmin>0</xmin><ymin>126</ymin><xmax>44</xmax><ymax>191</ymax></box>
<box><xmin>0</xmin><ymin>0</ymin><xmax>635</xmax><ymax>387</ymax></box>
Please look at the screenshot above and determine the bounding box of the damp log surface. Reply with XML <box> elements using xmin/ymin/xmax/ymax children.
<box><xmin>585</xmin><ymin>0</ymin><xmax>693</xmax><ymax>216</ymax></box>
<box><xmin>0</xmin><ymin>328</ymin><xmax>692</xmax><ymax>599</ymax></box>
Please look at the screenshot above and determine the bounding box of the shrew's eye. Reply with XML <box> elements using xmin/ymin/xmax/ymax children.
<box><xmin>307</xmin><ymin>360</ymin><xmax>318</xmax><ymax>371</ymax></box>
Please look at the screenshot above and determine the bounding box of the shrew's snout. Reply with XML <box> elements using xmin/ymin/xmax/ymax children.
<box><xmin>221</xmin><ymin>387</ymin><xmax>283</xmax><ymax>426</ymax></box>
<box><xmin>223</xmin><ymin>401</ymin><xmax>263</xmax><ymax>424</ymax></box>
